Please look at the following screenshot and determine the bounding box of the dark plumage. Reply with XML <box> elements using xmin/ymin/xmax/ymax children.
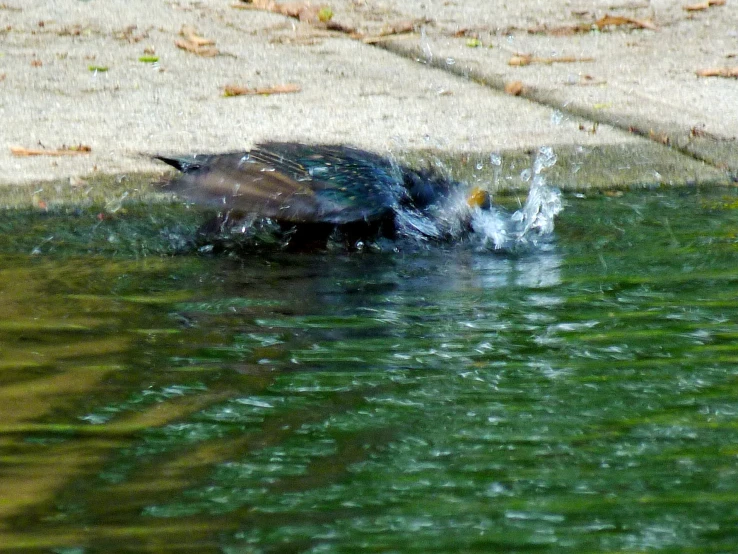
<box><xmin>155</xmin><ymin>142</ymin><xmax>490</xmax><ymax>248</ymax></box>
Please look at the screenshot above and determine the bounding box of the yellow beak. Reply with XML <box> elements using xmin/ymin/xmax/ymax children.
<box><xmin>467</xmin><ymin>187</ymin><xmax>491</xmax><ymax>210</ymax></box>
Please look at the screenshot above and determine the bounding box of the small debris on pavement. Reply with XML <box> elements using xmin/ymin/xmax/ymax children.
<box><xmin>696</xmin><ymin>67</ymin><xmax>738</xmax><ymax>78</ymax></box>
<box><xmin>504</xmin><ymin>81</ymin><xmax>524</xmax><ymax>96</ymax></box>
<box><xmin>509</xmin><ymin>54</ymin><xmax>595</xmax><ymax>66</ymax></box>
<box><xmin>683</xmin><ymin>0</ymin><xmax>726</xmax><ymax>11</ymax></box>
<box><xmin>175</xmin><ymin>25</ymin><xmax>219</xmax><ymax>57</ymax></box>
<box><xmin>223</xmin><ymin>83</ymin><xmax>301</xmax><ymax>96</ymax></box>
<box><xmin>11</xmin><ymin>145</ymin><xmax>92</xmax><ymax>157</ymax></box>
<box><xmin>529</xmin><ymin>13</ymin><xmax>657</xmax><ymax>35</ymax></box>
<box><xmin>594</xmin><ymin>14</ymin><xmax>657</xmax><ymax>31</ymax></box>
<box><xmin>234</xmin><ymin>0</ymin><xmax>330</xmax><ymax>24</ymax></box>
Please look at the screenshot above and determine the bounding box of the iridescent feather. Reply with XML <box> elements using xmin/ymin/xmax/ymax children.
<box><xmin>155</xmin><ymin>143</ymin><xmax>487</xmax><ymax>242</ymax></box>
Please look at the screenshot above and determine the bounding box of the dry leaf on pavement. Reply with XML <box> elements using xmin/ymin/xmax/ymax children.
<box><xmin>181</xmin><ymin>25</ymin><xmax>216</xmax><ymax>46</ymax></box>
<box><xmin>234</xmin><ymin>1</ymin><xmax>330</xmax><ymax>24</ymax></box>
<box><xmin>11</xmin><ymin>145</ymin><xmax>92</xmax><ymax>157</ymax></box>
<box><xmin>223</xmin><ymin>83</ymin><xmax>301</xmax><ymax>96</ymax></box>
<box><xmin>527</xmin><ymin>23</ymin><xmax>592</xmax><ymax>35</ymax></box>
<box><xmin>696</xmin><ymin>67</ymin><xmax>738</xmax><ymax>78</ymax></box>
<box><xmin>362</xmin><ymin>20</ymin><xmax>423</xmax><ymax>43</ymax></box>
<box><xmin>509</xmin><ymin>54</ymin><xmax>594</xmax><ymax>66</ymax></box>
<box><xmin>504</xmin><ymin>81</ymin><xmax>524</xmax><ymax>96</ymax></box>
<box><xmin>528</xmin><ymin>13</ymin><xmax>657</xmax><ymax>36</ymax></box>
<box><xmin>684</xmin><ymin>0</ymin><xmax>726</xmax><ymax>11</ymax></box>
<box><xmin>175</xmin><ymin>25</ymin><xmax>218</xmax><ymax>56</ymax></box>
<box><xmin>175</xmin><ymin>39</ymin><xmax>218</xmax><ymax>57</ymax></box>
<box><xmin>595</xmin><ymin>14</ymin><xmax>657</xmax><ymax>31</ymax></box>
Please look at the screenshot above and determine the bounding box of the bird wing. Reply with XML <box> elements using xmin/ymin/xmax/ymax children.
<box><xmin>156</xmin><ymin>144</ymin><xmax>402</xmax><ymax>225</ymax></box>
<box><xmin>251</xmin><ymin>143</ymin><xmax>405</xmax><ymax>220</ymax></box>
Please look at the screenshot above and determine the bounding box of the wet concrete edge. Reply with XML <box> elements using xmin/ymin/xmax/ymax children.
<box><xmin>0</xmin><ymin>142</ymin><xmax>731</xmax><ymax>211</ymax></box>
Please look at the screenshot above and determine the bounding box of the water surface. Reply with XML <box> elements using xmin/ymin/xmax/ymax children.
<box><xmin>1</xmin><ymin>187</ymin><xmax>738</xmax><ymax>552</ymax></box>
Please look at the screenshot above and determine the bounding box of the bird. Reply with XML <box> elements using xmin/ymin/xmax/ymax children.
<box><xmin>155</xmin><ymin>142</ymin><xmax>491</xmax><ymax>250</ymax></box>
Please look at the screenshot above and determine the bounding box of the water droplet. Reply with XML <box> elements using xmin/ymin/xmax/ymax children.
<box><xmin>533</xmin><ymin>146</ymin><xmax>557</xmax><ymax>174</ymax></box>
<box><xmin>489</xmin><ymin>153</ymin><xmax>502</xmax><ymax>166</ymax></box>
<box><xmin>520</xmin><ymin>169</ymin><xmax>532</xmax><ymax>182</ymax></box>
<box><xmin>476</xmin><ymin>161</ymin><xmax>483</xmax><ymax>170</ymax></box>
<box><xmin>420</xmin><ymin>26</ymin><xmax>433</xmax><ymax>63</ymax></box>
<box><xmin>445</xmin><ymin>57</ymin><xmax>455</xmax><ymax>66</ymax></box>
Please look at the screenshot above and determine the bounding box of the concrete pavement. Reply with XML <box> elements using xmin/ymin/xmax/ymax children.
<box><xmin>1</xmin><ymin>0</ymin><xmax>735</xmax><ymax>194</ymax></box>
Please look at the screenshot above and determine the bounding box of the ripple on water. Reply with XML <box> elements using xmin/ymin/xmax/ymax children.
<box><xmin>2</xmin><ymin>187</ymin><xmax>738</xmax><ymax>552</ymax></box>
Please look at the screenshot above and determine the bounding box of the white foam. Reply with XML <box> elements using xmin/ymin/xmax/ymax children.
<box><xmin>469</xmin><ymin>147</ymin><xmax>563</xmax><ymax>251</ymax></box>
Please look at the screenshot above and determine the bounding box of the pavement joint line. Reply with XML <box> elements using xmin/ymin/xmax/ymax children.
<box><xmin>376</xmin><ymin>39</ymin><xmax>736</xmax><ymax>177</ymax></box>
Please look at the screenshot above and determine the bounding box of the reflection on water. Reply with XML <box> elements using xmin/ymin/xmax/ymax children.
<box><xmin>1</xmin><ymin>187</ymin><xmax>738</xmax><ymax>551</ymax></box>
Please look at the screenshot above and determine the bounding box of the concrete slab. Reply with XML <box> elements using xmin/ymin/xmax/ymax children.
<box><xmin>375</xmin><ymin>0</ymin><xmax>738</xmax><ymax>172</ymax></box>
<box><xmin>0</xmin><ymin>0</ymin><xmax>734</xmax><ymax>193</ymax></box>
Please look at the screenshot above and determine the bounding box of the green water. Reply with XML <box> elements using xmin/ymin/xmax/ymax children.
<box><xmin>2</xmin><ymin>187</ymin><xmax>738</xmax><ymax>552</ymax></box>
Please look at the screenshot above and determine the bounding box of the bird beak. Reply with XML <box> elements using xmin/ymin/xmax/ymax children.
<box><xmin>467</xmin><ymin>187</ymin><xmax>491</xmax><ymax>210</ymax></box>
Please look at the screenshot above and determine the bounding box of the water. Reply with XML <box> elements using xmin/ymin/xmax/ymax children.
<box><xmin>1</xmin><ymin>186</ymin><xmax>738</xmax><ymax>552</ymax></box>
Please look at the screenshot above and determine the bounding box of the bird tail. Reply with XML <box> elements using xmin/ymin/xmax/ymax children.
<box><xmin>153</xmin><ymin>155</ymin><xmax>202</xmax><ymax>173</ymax></box>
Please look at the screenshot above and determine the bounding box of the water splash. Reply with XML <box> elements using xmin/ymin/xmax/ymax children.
<box><xmin>190</xmin><ymin>147</ymin><xmax>562</xmax><ymax>254</ymax></box>
<box><xmin>470</xmin><ymin>146</ymin><xmax>563</xmax><ymax>251</ymax></box>
<box><xmin>386</xmin><ymin>147</ymin><xmax>562</xmax><ymax>252</ymax></box>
